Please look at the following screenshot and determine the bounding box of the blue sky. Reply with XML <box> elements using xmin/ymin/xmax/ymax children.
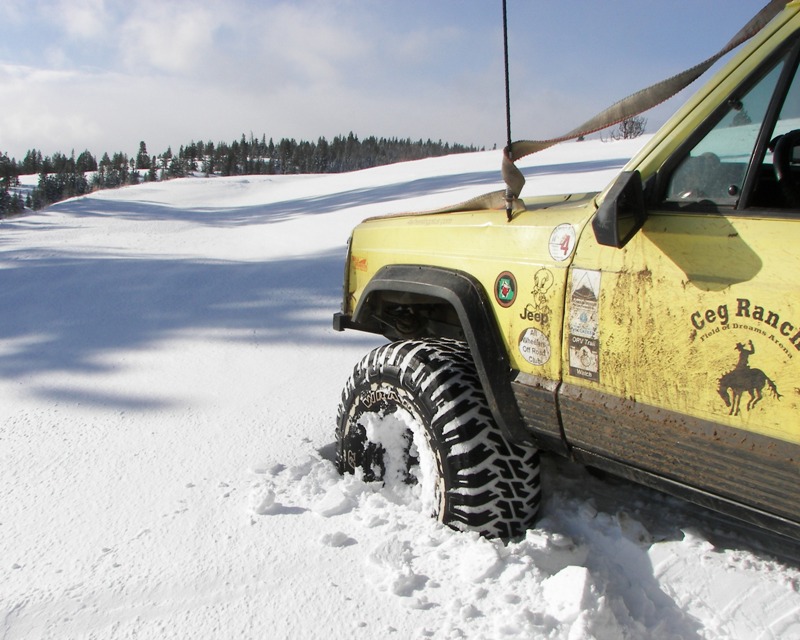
<box><xmin>0</xmin><ymin>0</ymin><xmax>769</xmax><ymax>160</ymax></box>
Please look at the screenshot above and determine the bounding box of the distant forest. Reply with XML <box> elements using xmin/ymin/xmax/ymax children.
<box><xmin>0</xmin><ymin>132</ymin><xmax>481</xmax><ymax>215</ymax></box>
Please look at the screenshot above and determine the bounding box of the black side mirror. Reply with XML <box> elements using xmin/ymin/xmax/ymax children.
<box><xmin>592</xmin><ymin>170</ymin><xmax>646</xmax><ymax>248</ymax></box>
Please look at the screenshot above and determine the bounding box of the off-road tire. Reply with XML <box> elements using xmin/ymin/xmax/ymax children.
<box><xmin>335</xmin><ymin>338</ymin><xmax>541</xmax><ymax>538</ymax></box>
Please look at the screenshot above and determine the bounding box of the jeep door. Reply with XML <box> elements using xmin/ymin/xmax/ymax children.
<box><xmin>564</xmin><ymin>26</ymin><xmax>800</xmax><ymax>535</ymax></box>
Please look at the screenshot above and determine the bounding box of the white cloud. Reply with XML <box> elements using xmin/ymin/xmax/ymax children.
<box><xmin>251</xmin><ymin>3</ymin><xmax>368</xmax><ymax>87</ymax></box>
<box><xmin>0</xmin><ymin>0</ymin><xmax>772</xmax><ymax>161</ymax></box>
<box><xmin>0</xmin><ymin>51</ymin><xmax>505</xmax><ymax>162</ymax></box>
<box><xmin>0</xmin><ymin>0</ymin><xmax>506</xmax><ymax>160</ymax></box>
<box><xmin>118</xmin><ymin>2</ymin><xmax>218</xmax><ymax>74</ymax></box>
<box><xmin>51</xmin><ymin>0</ymin><xmax>109</xmax><ymax>40</ymax></box>
<box><xmin>0</xmin><ymin>65</ymin><xmax>103</xmax><ymax>157</ymax></box>
<box><xmin>384</xmin><ymin>25</ymin><xmax>464</xmax><ymax>66</ymax></box>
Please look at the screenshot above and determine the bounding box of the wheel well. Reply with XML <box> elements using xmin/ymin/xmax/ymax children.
<box><xmin>358</xmin><ymin>289</ymin><xmax>464</xmax><ymax>341</ymax></box>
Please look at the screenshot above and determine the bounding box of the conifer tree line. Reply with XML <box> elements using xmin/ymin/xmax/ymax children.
<box><xmin>0</xmin><ymin>132</ymin><xmax>480</xmax><ymax>215</ymax></box>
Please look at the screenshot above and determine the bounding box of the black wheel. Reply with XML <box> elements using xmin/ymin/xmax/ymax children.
<box><xmin>335</xmin><ymin>338</ymin><xmax>541</xmax><ymax>538</ymax></box>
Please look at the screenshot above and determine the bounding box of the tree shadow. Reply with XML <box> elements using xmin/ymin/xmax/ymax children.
<box><xmin>0</xmin><ymin>246</ymin><xmax>373</xmax><ymax>395</ymax></box>
<box><xmin>1</xmin><ymin>154</ymin><xmax>626</xmax><ymax>409</ymax></box>
<box><xmin>48</xmin><ymin>157</ymin><xmax>626</xmax><ymax>227</ymax></box>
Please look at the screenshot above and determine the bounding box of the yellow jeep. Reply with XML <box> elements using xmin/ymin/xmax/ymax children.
<box><xmin>333</xmin><ymin>2</ymin><xmax>800</xmax><ymax>540</ymax></box>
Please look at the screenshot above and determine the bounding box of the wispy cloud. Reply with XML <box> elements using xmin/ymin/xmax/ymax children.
<box><xmin>118</xmin><ymin>2</ymin><xmax>218</xmax><ymax>74</ymax></box>
<box><xmin>0</xmin><ymin>0</ymin><xmax>769</xmax><ymax>159</ymax></box>
<box><xmin>50</xmin><ymin>0</ymin><xmax>110</xmax><ymax>40</ymax></box>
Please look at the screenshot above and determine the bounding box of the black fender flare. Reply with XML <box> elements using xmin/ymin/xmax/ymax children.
<box><xmin>349</xmin><ymin>264</ymin><xmax>530</xmax><ymax>445</ymax></box>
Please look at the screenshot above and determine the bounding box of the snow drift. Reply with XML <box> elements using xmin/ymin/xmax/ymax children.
<box><xmin>2</xmin><ymin>139</ymin><xmax>799</xmax><ymax>639</ymax></box>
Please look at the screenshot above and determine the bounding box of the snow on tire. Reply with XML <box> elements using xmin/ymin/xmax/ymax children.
<box><xmin>336</xmin><ymin>338</ymin><xmax>541</xmax><ymax>538</ymax></box>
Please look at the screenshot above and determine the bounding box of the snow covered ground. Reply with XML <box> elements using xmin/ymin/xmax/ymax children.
<box><xmin>2</xmin><ymin>139</ymin><xmax>800</xmax><ymax>639</ymax></box>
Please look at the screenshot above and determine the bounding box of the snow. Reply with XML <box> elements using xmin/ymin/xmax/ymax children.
<box><xmin>2</xmin><ymin>138</ymin><xmax>800</xmax><ymax>639</ymax></box>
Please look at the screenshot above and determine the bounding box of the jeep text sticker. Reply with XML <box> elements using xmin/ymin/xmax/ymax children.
<box><xmin>519</xmin><ymin>268</ymin><xmax>553</xmax><ymax>324</ymax></box>
<box><xmin>518</xmin><ymin>327</ymin><xmax>551</xmax><ymax>365</ymax></box>
<box><xmin>568</xmin><ymin>269</ymin><xmax>601</xmax><ymax>381</ymax></box>
<box><xmin>494</xmin><ymin>271</ymin><xmax>517</xmax><ymax>307</ymax></box>
<box><xmin>548</xmin><ymin>224</ymin><xmax>576</xmax><ymax>262</ymax></box>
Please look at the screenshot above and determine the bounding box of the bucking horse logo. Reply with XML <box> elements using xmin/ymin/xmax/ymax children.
<box><xmin>717</xmin><ymin>340</ymin><xmax>781</xmax><ymax>415</ymax></box>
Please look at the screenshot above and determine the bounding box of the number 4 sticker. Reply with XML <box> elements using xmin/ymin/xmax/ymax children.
<box><xmin>549</xmin><ymin>224</ymin><xmax>577</xmax><ymax>262</ymax></box>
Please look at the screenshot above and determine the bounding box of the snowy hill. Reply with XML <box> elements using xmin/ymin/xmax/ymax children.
<box><xmin>2</xmin><ymin>138</ymin><xmax>799</xmax><ymax>639</ymax></box>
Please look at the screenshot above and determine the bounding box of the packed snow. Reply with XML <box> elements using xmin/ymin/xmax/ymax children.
<box><xmin>2</xmin><ymin>139</ymin><xmax>800</xmax><ymax>639</ymax></box>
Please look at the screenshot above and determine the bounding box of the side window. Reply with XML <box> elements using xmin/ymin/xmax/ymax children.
<box><xmin>754</xmin><ymin>58</ymin><xmax>800</xmax><ymax>208</ymax></box>
<box><xmin>768</xmin><ymin>63</ymin><xmax>800</xmax><ymax>141</ymax></box>
<box><xmin>665</xmin><ymin>56</ymin><xmax>787</xmax><ymax>207</ymax></box>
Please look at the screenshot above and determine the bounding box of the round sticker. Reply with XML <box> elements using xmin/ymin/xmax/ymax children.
<box><xmin>494</xmin><ymin>271</ymin><xmax>517</xmax><ymax>307</ymax></box>
<box><xmin>548</xmin><ymin>224</ymin><xmax>576</xmax><ymax>262</ymax></box>
<box><xmin>518</xmin><ymin>327</ymin><xmax>551</xmax><ymax>366</ymax></box>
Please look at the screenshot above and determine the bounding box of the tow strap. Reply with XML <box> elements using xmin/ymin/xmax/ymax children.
<box><xmin>443</xmin><ymin>0</ymin><xmax>788</xmax><ymax>219</ymax></box>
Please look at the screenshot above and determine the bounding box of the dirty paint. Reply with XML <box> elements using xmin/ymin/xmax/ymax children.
<box><xmin>570</xmin><ymin>212</ymin><xmax>800</xmax><ymax>447</ymax></box>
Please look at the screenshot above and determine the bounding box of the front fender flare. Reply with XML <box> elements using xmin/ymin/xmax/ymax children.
<box><xmin>351</xmin><ymin>265</ymin><xmax>530</xmax><ymax>445</ymax></box>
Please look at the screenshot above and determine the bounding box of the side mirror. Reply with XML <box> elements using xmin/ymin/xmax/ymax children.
<box><xmin>592</xmin><ymin>170</ymin><xmax>646</xmax><ymax>248</ymax></box>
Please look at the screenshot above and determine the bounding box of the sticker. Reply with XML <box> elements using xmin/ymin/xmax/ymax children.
<box><xmin>532</xmin><ymin>268</ymin><xmax>554</xmax><ymax>306</ymax></box>
<box><xmin>519</xmin><ymin>267</ymin><xmax>554</xmax><ymax>324</ymax></box>
<box><xmin>717</xmin><ymin>340</ymin><xmax>781</xmax><ymax>416</ymax></box>
<box><xmin>569</xmin><ymin>269</ymin><xmax>601</xmax><ymax>339</ymax></box>
<box><xmin>548</xmin><ymin>224</ymin><xmax>577</xmax><ymax>262</ymax></box>
<box><xmin>569</xmin><ymin>335</ymin><xmax>599</xmax><ymax>381</ymax></box>
<box><xmin>568</xmin><ymin>269</ymin><xmax>602</xmax><ymax>381</ymax></box>
<box><xmin>689</xmin><ymin>296</ymin><xmax>800</xmax><ymax>359</ymax></box>
<box><xmin>518</xmin><ymin>327</ymin><xmax>551</xmax><ymax>366</ymax></box>
<box><xmin>519</xmin><ymin>304</ymin><xmax>549</xmax><ymax>325</ymax></box>
<box><xmin>494</xmin><ymin>271</ymin><xmax>517</xmax><ymax>307</ymax></box>
<box><xmin>685</xmin><ymin>298</ymin><xmax>793</xmax><ymax>418</ymax></box>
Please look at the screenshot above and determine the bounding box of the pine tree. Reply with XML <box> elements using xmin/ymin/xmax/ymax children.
<box><xmin>76</xmin><ymin>150</ymin><xmax>97</xmax><ymax>173</ymax></box>
<box><xmin>136</xmin><ymin>141</ymin><xmax>151</xmax><ymax>169</ymax></box>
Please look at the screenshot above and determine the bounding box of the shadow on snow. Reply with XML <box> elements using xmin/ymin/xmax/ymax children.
<box><xmin>0</xmin><ymin>247</ymin><xmax>373</xmax><ymax>406</ymax></box>
<box><xmin>1</xmin><ymin>155</ymin><xmax>625</xmax><ymax>408</ymax></box>
<box><xmin>49</xmin><ymin>158</ymin><xmax>625</xmax><ymax>227</ymax></box>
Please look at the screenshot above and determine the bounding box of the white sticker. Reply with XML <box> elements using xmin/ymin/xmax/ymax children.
<box><xmin>548</xmin><ymin>224</ymin><xmax>576</xmax><ymax>262</ymax></box>
<box><xmin>518</xmin><ymin>327</ymin><xmax>551</xmax><ymax>366</ymax></box>
<box><xmin>568</xmin><ymin>269</ymin><xmax>602</xmax><ymax>339</ymax></box>
<box><xmin>568</xmin><ymin>268</ymin><xmax>602</xmax><ymax>381</ymax></box>
<box><xmin>569</xmin><ymin>335</ymin><xmax>599</xmax><ymax>381</ymax></box>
